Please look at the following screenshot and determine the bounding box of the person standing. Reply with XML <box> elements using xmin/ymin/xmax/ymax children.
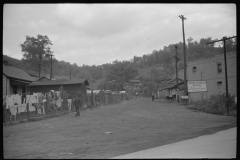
<box><xmin>73</xmin><ymin>94</ymin><xmax>82</xmax><ymax>117</ymax></box>
<box><xmin>152</xmin><ymin>93</ymin><xmax>155</xmax><ymax>101</ymax></box>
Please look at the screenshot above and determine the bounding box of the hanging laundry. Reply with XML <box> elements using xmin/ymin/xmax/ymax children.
<box><xmin>29</xmin><ymin>105</ymin><xmax>36</xmax><ymax>112</ymax></box>
<box><xmin>6</xmin><ymin>95</ymin><xmax>13</xmax><ymax>109</ymax></box>
<box><xmin>54</xmin><ymin>91</ymin><xmax>58</xmax><ymax>100</ymax></box>
<box><xmin>55</xmin><ymin>99</ymin><xmax>63</xmax><ymax>108</ymax></box>
<box><xmin>42</xmin><ymin>103</ymin><xmax>46</xmax><ymax>116</ymax></box>
<box><xmin>42</xmin><ymin>93</ymin><xmax>46</xmax><ymax>101</ymax></box>
<box><xmin>26</xmin><ymin>95</ymin><xmax>32</xmax><ymax>105</ymax></box>
<box><xmin>9</xmin><ymin>104</ymin><xmax>18</xmax><ymax>116</ymax></box>
<box><xmin>55</xmin><ymin>91</ymin><xmax>60</xmax><ymax>99</ymax></box>
<box><xmin>18</xmin><ymin>94</ymin><xmax>22</xmax><ymax>105</ymax></box>
<box><xmin>67</xmin><ymin>99</ymin><xmax>72</xmax><ymax>111</ymax></box>
<box><xmin>49</xmin><ymin>90</ymin><xmax>55</xmax><ymax>99</ymax></box>
<box><xmin>33</xmin><ymin>92</ymin><xmax>38</xmax><ymax>103</ymax></box>
<box><xmin>37</xmin><ymin>106</ymin><xmax>42</xmax><ymax>115</ymax></box>
<box><xmin>26</xmin><ymin>95</ymin><xmax>35</xmax><ymax>111</ymax></box>
<box><xmin>12</xmin><ymin>94</ymin><xmax>18</xmax><ymax>105</ymax></box>
<box><xmin>17</xmin><ymin>104</ymin><xmax>27</xmax><ymax>113</ymax></box>
<box><xmin>38</xmin><ymin>93</ymin><xmax>43</xmax><ymax>103</ymax></box>
<box><xmin>22</xmin><ymin>94</ymin><xmax>26</xmax><ymax>104</ymax></box>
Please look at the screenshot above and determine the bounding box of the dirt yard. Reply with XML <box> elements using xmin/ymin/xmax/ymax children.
<box><xmin>3</xmin><ymin>97</ymin><xmax>236</xmax><ymax>159</ymax></box>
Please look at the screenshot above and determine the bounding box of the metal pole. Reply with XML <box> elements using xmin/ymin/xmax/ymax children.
<box><xmin>223</xmin><ymin>37</ymin><xmax>229</xmax><ymax>115</ymax></box>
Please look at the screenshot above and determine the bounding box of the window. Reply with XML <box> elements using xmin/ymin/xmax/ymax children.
<box><xmin>217</xmin><ymin>81</ymin><xmax>222</xmax><ymax>86</ymax></box>
<box><xmin>217</xmin><ymin>62</ymin><xmax>222</xmax><ymax>73</ymax></box>
<box><xmin>192</xmin><ymin>66</ymin><xmax>196</xmax><ymax>72</ymax></box>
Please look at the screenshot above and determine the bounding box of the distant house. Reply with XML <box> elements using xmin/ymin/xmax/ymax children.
<box><xmin>3</xmin><ymin>64</ymin><xmax>35</xmax><ymax>97</ymax></box>
<box><xmin>157</xmin><ymin>77</ymin><xmax>185</xmax><ymax>100</ymax></box>
<box><xmin>187</xmin><ymin>51</ymin><xmax>236</xmax><ymax>102</ymax></box>
<box><xmin>86</xmin><ymin>85</ymin><xmax>100</xmax><ymax>94</ymax></box>
<box><xmin>35</xmin><ymin>76</ymin><xmax>52</xmax><ymax>82</ymax></box>
<box><xmin>129</xmin><ymin>79</ymin><xmax>141</xmax><ymax>86</ymax></box>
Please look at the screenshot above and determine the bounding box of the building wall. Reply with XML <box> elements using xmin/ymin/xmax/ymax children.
<box><xmin>3</xmin><ymin>75</ymin><xmax>12</xmax><ymax>97</ymax></box>
<box><xmin>187</xmin><ymin>52</ymin><xmax>236</xmax><ymax>102</ymax></box>
<box><xmin>3</xmin><ymin>74</ymin><xmax>7</xmax><ymax>97</ymax></box>
<box><xmin>168</xmin><ymin>83</ymin><xmax>185</xmax><ymax>100</ymax></box>
<box><xmin>158</xmin><ymin>90</ymin><xmax>167</xmax><ymax>99</ymax></box>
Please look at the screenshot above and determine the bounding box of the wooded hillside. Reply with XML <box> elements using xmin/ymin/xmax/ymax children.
<box><xmin>3</xmin><ymin>36</ymin><xmax>237</xmax><ymax>95</ymax></box>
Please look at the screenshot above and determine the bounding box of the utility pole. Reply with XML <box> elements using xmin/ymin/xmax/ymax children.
<box><xmin>50</xmin><ymin>54</ymin><xmax>54</xmax><ymax>80</ymax></box>
<box><xmin>179</xmin><ymin>15</ymin><xmax>187</xmax><ymax>96</ymax></box>
<box><xmin>34</xmin><ymin>39</ymin><xmax>42</xmax><ymax>78</ymax></box>
<box><xmin>39</xmin><ymin>63</ymin><xmax>41</xmax><ymax>78</ymax></box>
<box><xmin>175</xmin><ymin>45</ymin><xmax>180</xmax><ymax>102</ymax></box>
<box><xmin>206</xmin><ymin>35</ymin><xmax>237</xmax><ymax>115</ymax></box>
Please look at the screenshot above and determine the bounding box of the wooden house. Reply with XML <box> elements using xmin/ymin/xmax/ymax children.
<box><xmin>29</xmin><ymin>79</ymin><xmax>89</xmax><ymax>98</ymax></box>
<box><xmin>3</xmin><ymin>64</ymin><xmax>35</xmax><ymax>96</ymax></box>
<box><xmin>157</xmin><ymin>78</ymin><xmax>185</xmax><ymax>100</ymax></box>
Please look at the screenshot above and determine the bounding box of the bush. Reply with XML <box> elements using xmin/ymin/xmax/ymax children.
<box><xmin>207</xmin><ymin>93</ymin><xmax>236</xmax><ymax>115</ymax></box>
<box><xmin>188</xmin><ymin>93</ymin><xmax>236</xmax><ymax>116</ymax></box>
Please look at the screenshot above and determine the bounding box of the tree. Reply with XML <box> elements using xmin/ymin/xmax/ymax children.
<box><xmin>105</xmin><ymin>61</ymin><xmax>138</xmax><ymax>90</ymax></box>
<box><xmin>20</xmin><ymin>34</ymin><xmax>53</xmax><ymax>77</ymax></box>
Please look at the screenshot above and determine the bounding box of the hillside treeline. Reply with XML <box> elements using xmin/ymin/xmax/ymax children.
<box><xmin>3</xmin><ymin>36</ymin><xmax>237</xmax><ymax>94</ymax></box>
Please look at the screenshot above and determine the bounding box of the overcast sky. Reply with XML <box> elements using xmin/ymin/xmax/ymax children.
<box><xmin>3</xmin><ymin>3</ymin><xmax>236</xmax><ymax>66</ymax></box>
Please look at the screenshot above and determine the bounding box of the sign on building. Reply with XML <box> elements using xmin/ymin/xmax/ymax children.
<box><xmin>188</xmin><ymin>81</ymin><xmax>207</xmax><ymax>93</ymax></box>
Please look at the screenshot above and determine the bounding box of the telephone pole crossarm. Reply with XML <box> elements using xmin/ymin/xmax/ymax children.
<box><xmin>206</xmin><ymin>39</ymin><xmax>222</xmax><ymax>44</ymax></box>
<box><xmin>225</xmin><ymin>36</ymin><xmax>237</xmax><ymax>41</ymax></box>
<box><xmin>206</xmin><ymin>36</ymin><xmax>237</xmax><ymax>45</ymax></box>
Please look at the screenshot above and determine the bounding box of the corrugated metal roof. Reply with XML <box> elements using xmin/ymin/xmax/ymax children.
<box><xmin>3</xmin><ymin>65</ymin><xmax>35</xmax><ymax>82</ymax></box>
<box><xmin>29</xmin><ymin>78</ymin><xmax>89</xmax><ymax>86</ymax></box>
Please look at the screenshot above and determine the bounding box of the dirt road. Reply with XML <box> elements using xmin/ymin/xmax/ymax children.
<box><xmin>3</xmin><ymin>97</ymin><xmax>236</xmax><ymax>159</ymax></box>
